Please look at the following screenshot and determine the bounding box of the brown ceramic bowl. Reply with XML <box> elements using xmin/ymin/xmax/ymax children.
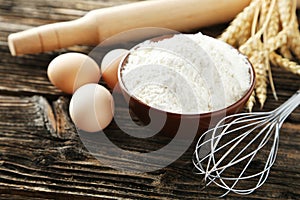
<box><xmin>117</xmin><ymin>36</ymin><xmax>256</xmax><ymax>139</ymax></box>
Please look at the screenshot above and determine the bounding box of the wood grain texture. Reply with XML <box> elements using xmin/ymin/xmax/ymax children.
<box><xmin>0</xmin><ymin>95</ymin><xmax>299</xmax><ymax>199</ymax></box>
<box><xmin>0</xmin><ymin>0</ymin><xmax>300</xmax><ymax>199</ymax></box>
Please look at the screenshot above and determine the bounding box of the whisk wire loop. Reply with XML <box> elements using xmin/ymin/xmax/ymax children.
<box><xmin>193</xmin><ymin>89</ymin><xmax>300</xmax><ymax>196</ymax></box>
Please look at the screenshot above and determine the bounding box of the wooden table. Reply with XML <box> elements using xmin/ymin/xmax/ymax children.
<box><xmin>1</xmin><ymin>0</ymin><xmax>300</xmax><ymax>199</ymax></box>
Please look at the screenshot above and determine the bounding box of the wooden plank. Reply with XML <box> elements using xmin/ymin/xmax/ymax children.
<box><xmin>0</xmin><ymin>0</ymin><xmax>300</xmax><ymax>199</ymax></box>
<box><xmin>0</xmin><ymin>94</ymin><xmax>300</xmax><ymax>199</ymax></box>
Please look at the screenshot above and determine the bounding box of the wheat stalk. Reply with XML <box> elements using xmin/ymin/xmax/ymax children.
<box><xmin>246</xmin><ymin>91</ymin><xmax>256</xmax><ymax>112</ymax></box>
<box><xmin>278</xmin><ymin>0</ymin><xmax>293</xmax><ymax>27</ymax></box>
<box><xmin>289</xmin><ymin>20</ymin><xmax>300</xmax><ymax>60</ymax></box>
<box><xmin>264</xmin><ymin>1</ymin><xmax>279</xmax><ymax>100</ymax></box>
<box><xmin>250</xmin><ymin>51</ymin><xmax>268</xmax><ymax>108</ymax></box>
<box><xmin>219</xmin><ymin>0</ymin><xmax>300</xmax><ymax>111</ymax></box>
<box><xmin>259</xmin><ymin>0</ymin><xmax>271</xmax><ymax>28</ymax></box>
<box><xmin>219</xmin><ymin>0</ymin><xmax>260</xmax><ymax>47</ymax></box>
<box><xmin>277</xmin><ymin>0</ymin><xmax>295</xmax><ymax>59</ymax></box>
<box><xmin>270</xmin><ymin>52</ymin><xmax>300</xmax><ymax>75</ymax></box>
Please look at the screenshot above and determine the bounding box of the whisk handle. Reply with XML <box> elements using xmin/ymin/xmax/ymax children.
<box><xmin>277</xmin><ymin>89</ymin><xmax>300</xmax><ymax>125</ymax></box>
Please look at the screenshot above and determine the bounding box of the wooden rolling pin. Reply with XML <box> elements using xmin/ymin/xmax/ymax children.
<box><xmin>7</xmin><ymin>0</ymin><xmax>300</xmax><ymax>56</ymax></box>
<box><xmin>8</xmin><ymin>0</ymin><xmax>253</xmax><ymax>56</ymax></box>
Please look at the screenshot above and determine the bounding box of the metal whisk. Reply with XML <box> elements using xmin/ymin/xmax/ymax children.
<box><xmin>193</xmin><ymin>89</ymin><xmax>300</xmax><ymax>196</ymax></box>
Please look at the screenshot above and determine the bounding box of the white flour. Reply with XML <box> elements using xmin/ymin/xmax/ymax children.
<box><xmin>121</xmin><ymin>33</ymin><xmax>251</xmax><ymax>114</ymax></box>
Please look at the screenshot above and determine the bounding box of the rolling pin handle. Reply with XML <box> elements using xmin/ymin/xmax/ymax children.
<box><xmin>8</xmin><ymin>16</ymin><xmax>99</xmax><ymax>56</ymax></box>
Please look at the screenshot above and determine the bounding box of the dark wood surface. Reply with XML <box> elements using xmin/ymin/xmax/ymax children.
<box><xmin>1</xmin><ymin>0</ymin><xmax>300</xmax><ymax>199</ymax></box>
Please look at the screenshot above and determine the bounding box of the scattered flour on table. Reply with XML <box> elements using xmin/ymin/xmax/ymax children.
<box><xmin>121</xmin><ymin>33</ymin><xmax>251</xmax><ymax>114</ymax></box>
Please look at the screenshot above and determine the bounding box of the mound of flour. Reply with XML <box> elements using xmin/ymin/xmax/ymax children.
<box><xmin>121</xmin><ymin>33</ymin><xmax>251</xmax><ymax>114</ymax></box>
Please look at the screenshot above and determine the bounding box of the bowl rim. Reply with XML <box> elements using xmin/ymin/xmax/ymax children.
<box><xmin>117</xmin><ymin>35</ymin><xmax>256</xmax><ymax>118</ymax></box>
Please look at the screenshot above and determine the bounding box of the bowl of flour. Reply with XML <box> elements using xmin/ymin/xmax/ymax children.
<box><xmin>118</xmin><ymin>33</ymin><xmax>255</xmax><ymax>138</ymax></box>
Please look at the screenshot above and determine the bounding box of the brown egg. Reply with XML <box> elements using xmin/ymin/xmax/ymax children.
<box><xmin>47</xmin><ymin>52</ymin><xmax>101</xmax><ymax>94</ymax></box>
<box><xmin>69</xmin><ymin>83</ymin><xmax>114</xmax><ymax>132</ymax></box>
<box><xmin>101</xmin><ymin>49</ymin><xmax>129</xmax><ymax>92</ymax></box>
